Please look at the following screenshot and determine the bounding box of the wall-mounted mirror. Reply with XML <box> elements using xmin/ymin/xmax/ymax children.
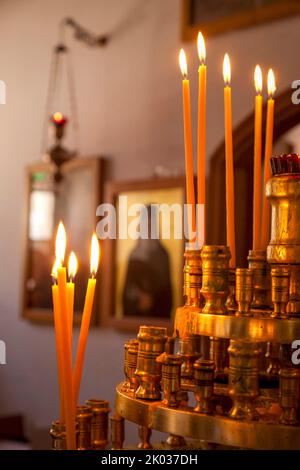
<box><xmin>22</xmin><ymin>156</ymin><xmax>103</xmax><ymax>324</ymax></box>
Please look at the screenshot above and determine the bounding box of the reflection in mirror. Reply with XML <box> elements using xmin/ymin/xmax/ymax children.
<box><xmin>23</xmin><ymin>157</ymin><xmax>103</xmax><ymax>323</ymax></box>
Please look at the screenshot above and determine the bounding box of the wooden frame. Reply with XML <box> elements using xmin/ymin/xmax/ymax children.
<box><xmin>22</xmin><ymin>156</ymin><xmax>103</xmax><ymax>324</ymax></box>
<box><xmin>101</xmin><ymin>177</ymin><xmax>186</xmax><ymax>333</ymax></box>
<box><xmin>182</xmin><ymin>0</ymin><xmax>300</xmax><ymax>41</ymax></box>
<box><xmin>207</xmin><ymin>86</ymin><xmax>300</xmax><ymax>266</ymax></box>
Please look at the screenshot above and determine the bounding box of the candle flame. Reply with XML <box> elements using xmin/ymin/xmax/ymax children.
<box><xmin>55</xmin><ymin>221</ymin><xmax>66</xmax><ymax>265</ymax></box>
<box><xmin>267</xmin><ymin>69</ymin><xmax>276</xmax><ymax>98</ymax></box>
<box><xmin>51</xmin><ymin>258</ymin><xmax>60</xmax><ymax>280</ymax></box>
<box><xmin>197</xmin><ymin>32</ymin><xmax>206</xmax><ymax>64</ymax></box>
<box><xmin>90</xmin><ymin>233</ymin><xmax>100</xmax><ymax>277</ymax></box>
<box><xmin>254</xmin><ymin>65</ymin><xmax>262</xmax><ymax>94</ymax></box>
<box><xmin>53</xmin><ymin>112</ymin><xmax>63</xmax><ymax>122</ymax></box>
<box><xmin>68</xmin><ymin>251</ymin><xmax>78</xmax><ymax>280</ymax></box>
<box><xmin>223</xmin><ymin>53</ymin><xmax>231</xmax><ymax>85</ymax></box>
<box><xmin>179</xmin><ymin>48</ymin><xmax>188</xmax><ymax>78</ymax></box>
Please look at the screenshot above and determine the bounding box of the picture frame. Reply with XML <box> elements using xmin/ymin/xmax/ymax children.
<box><xmin>22</xmin><ymin>156</ymin><xmax>104</xmax><ymax>325</ymax></box>
<box><xmin>182</xmin><ymin>0</ymin><xmax>300</xmax><ymax>41</ymax></box>
<box><xmin>101</xmin><ymin>177</ymin><xmax>186</xmax><ymax>333</ymax></box>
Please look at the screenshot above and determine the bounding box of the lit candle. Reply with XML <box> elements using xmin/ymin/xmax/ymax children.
<box><xmin>51</xmin><ymin>259</ymin><xmax>65</xmax><ymax>424</ymax></box>
<box><xmin>179</xmin><ymin>48</ymin><xmax>196</xmax><ymax>244</ymax></box>
<box><xmin>261</xmin><ymin>69</ymin><xmax>276</xmax><ymax>249</ymax></box>
<box><xmin>197</xmin><ymin>32</ymin><xmax>206</xmax><ymax>247</ymax></box>
<box><xmin>73</xmin><ymin>234</ymin><xmax>100</xmax><ymax>404</ymax></box>
<box><xmin>51</xmin><ymin>111</ymin><xmax>67</xmax><ymax>126</ymax></box>
<box><xmin>223</xmin><ymin>54</ymin><xmax>236</xmax><ymax>267</ymax></box>
<box><xmin>55</xmin><ymin>222</ymin><xmax>76</xmax><ymax>450</ymax></box>
<box><xmin>67</xmin><ymin>251</ymin><xmax>78</xmax><ymax>347</ymax></box>
<box><xmin>253</xmin><ymin>65</ymin><xmax>263</xmax><ymax>251</ymax></box>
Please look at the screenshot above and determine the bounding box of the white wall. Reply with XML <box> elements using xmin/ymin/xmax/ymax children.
<box><xmin>0</xmin><ymin>0</ymin><xmax>299</xmax><ymax>444</ymax></box>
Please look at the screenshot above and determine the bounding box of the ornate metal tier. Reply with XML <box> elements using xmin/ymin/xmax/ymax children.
<box><xmin>175</xmin><ymin>307</ymin><xmax>300</xmax><ymax>343</ymax></box>
<box><xmin>115</xmin><ymin>384</ymin><xmax>300</xmax><ymax>450</ymax></box>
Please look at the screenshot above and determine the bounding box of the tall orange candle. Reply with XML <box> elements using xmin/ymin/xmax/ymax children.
<box><xmin>223</xmin><ymin>54</ymin><xmax>236</xmax><ymax>268</ymax></box>
<box><xmin>261</xmin><ymin>69</ymin><xmax>276</xmax><ymax>249</ymax></box>
<box><xmin>197</xmin><ymin>32</ymin><xmax>206</xmax><ymax>247</ymax></box>
<box><xmin>55</xmin><ymin>222</ymin><xmax>76</xmax><ymax>450</ymax></box>
<box><xmin>253</xmin><ymin>65</ymin><xmax>263</xmax><ymax>250</ymax></box>
<box><xmin>179</xmin><ymin>48</ymin><xmax>196</xmax><ymax>244</ymax></box>
<box><xmin>73</xmin><ymin>234</ymin><xmax>100</xmax><ymax>404</ymax></box>
<box><xmin>67</xmin><ymin>251</ymin><xmax>78</xmax><ymax>348</ymax></box>
<box><xmin>51</xmin><ymin>260</ymin><xmax>65</xmax><ymax>424</ymax></box>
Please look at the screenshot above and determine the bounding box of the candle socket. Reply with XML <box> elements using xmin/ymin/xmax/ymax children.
<box><xmin>50</xmin><ymin>420</ymin><xmax>66</xmax><ymax>450</ymax></box>
<box><xmin>248</xmin><ymin>250</ymin><xmax>271</xmax><ymax>310</ymax></box>
<box><xmin>279</xmin><ymin>368</ymin><xmax>300</xmax><ymax>425</ymax></box>
<box><xmin>165</xmin><ymin>336</ymin><xmax>176</xmax><ymax>355</ymax></box>
<box><xmin>50</xmin><ymin>420</ymin><xmax>79</xmax><ymax>450</ymax></box>
<box><xmin>110</xmin><ymin>413</ymin><xmax>125</xmax><ymax>450</ymax></box>
<box><xmin>226</xmin><ymin>268</ymin><xmax>238</xmax><ymax>312</ymax></box>
<box><xmin>209</xmin><ymin>337</ymin><xmax>229</xmax><ymax>380</ymax></box>
<box><xmin>235</xmin><ymin>268</ymin><xmax>253</xmax><ymax>316</ymax></box>
<box><xmin>85</xmin><ymin>399</ymin><xmax>110</xmax><ymax>450</ymax></box>
<box><xmin>124</xmin><ymin>339</ymin><xmax>139</xmax><ymax>392</ymax></box>
<box><xmin>161</xmin><ymin>354</ymin><xmax>183</xmax><ymax>407</ymax></box>
<box><xmin>228</xmin><ymin>340</ymin><xmax>261</xmax><ymax>421</ymax></box>
<box><xmin>135</xmin><ymin>326</ymin><xmax>167</xmax><ymax>400</ymax></box>
<box><xmin>271</xmin><ymin>266</ymin><xmax>290</xmax><ymax>318</ymax></box>
<box><xmin>183</xmin><ymin>249</ymin><xmax>203</xmax><ymax>308</ymax></box>
<box><xmin>178</xmin><ymin>336</ymin><xmax>201</xmax><ymax>388</ymax></box>
<box><xmin>193</xmin><ymin>359</ymin><xmax>215</xmax><ymax>414</ymax></box>
<box><xmin>200</xmin><ymin>245</ymin><xmax>230</xmax><ymax>315</ymax></box>
<box><xmin>138</xmin><ymin>426</ymin><xmax>152</xmax><ymax>449</ymax></box>
<box><xmin>76</xmin><ymin>405</ymin><xmax>92</xmax><ymax>450</ymax></box>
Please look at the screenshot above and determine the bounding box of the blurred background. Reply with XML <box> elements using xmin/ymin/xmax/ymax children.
<box><xmin>0</xmin><ymin>0</ymin><xmax>300</xmax><ymax>448</ymax></box>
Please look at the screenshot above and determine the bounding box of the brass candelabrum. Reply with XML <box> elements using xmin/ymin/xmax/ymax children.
<box><xmin>114</xmin><ymin>164</ymin><xmax>300</xmax><ymax>450</ymax></box>
<box><xmin>50</xmin><ymin>159</ymin><xmax>300</xmax><ymax>450</ymax></box>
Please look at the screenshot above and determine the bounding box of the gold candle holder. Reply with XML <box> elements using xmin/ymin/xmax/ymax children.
<box><xmin>76</xmin><ymin>405</ymin><xmax>92</xmax><ymax>450</ymax></box>
<box><xmin>279</xmin><ymin>368</ymin><xmax>300</xmax><ymax>425</ymax></box>
<box><xmin>50</xmin><ymin>421</ymin><xmax>66</xmax><ymax>450</ymax></box>
<box><xmin>183</xmin><ymin>249</ymin><xmax>202</xmax><ymax>307</ymax></box>
<box><xmin>248</xmin><ymin>250</ymin><xmax>271</xmax><ymax>310</ymax></box>
<box><xmin>110</xmin><ymin>413</ymin><xmax>125</xmax><ymax>450</ymax></box>
<box><xmin>135</xmin><ymin>326</ymin><xmax>167</xmax><ymax>400</ymax></box>
<box><xmin>178</xmin><ymin>336</ymin><xmax>201</xmax><ymax>387</ymax></box>
<box><xmin>200</xmin><ymin>245</ymin><xmax>230</xmax><ymax>315</ymax></box>
<box><xmin>85</xmin><ymin>399</ymin><xmax>110</xmax><ymax>450</ymax></box>
<box><xmin>226</xmin><ymin>268</ymin><xmax>238</xmax><ymax>312</ymax></box>
<box><xmin>209</xmin><ymin>337</ymin><xmax>229</xmax><ymax>380</ymax></box>
<box><xmin>161</xmin><ymin>354</ymin><xmax>183</xmax><ymax>407</ymax></box>
<box><xmin>124</xmin><ymin>339</ymin><xmax>139</xmax><ymax>392</ymax></box>
<box><xmin>235</xmin><ymin>268</ymin><xmax>253</xmax><ymax>316</ymax></box>
<box><xmin>271</xmin><ymin>266</ymin><xmax>290</xmax><ymax>318</ymax></box>
<box><xmin>194</xmin><ymin>359</ymin><xmax>215</xmax><ymax>414</ymax></box>
<box><xmin>266</xmin><ymin>174</ymin><xmax>300</xmax><ymax>264</ymax></box>
<box><xmin>267</xmin><ymin>174</ymin><xmax>300</xmax><ymax>316</ymax></box>
<box><xmin>228</xmin><ymin>340</ymin><xmax>261</xmax><ymax>421</ymax></box>
<box><xmin>165</xmin><ymin>336</ymin><xmax>175</xmax><ymax>355</ymax></box>
<box><xmin>200</xmin><ymin>245</ymin><xmax>230</xmax><ymax>380</ymax></box>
